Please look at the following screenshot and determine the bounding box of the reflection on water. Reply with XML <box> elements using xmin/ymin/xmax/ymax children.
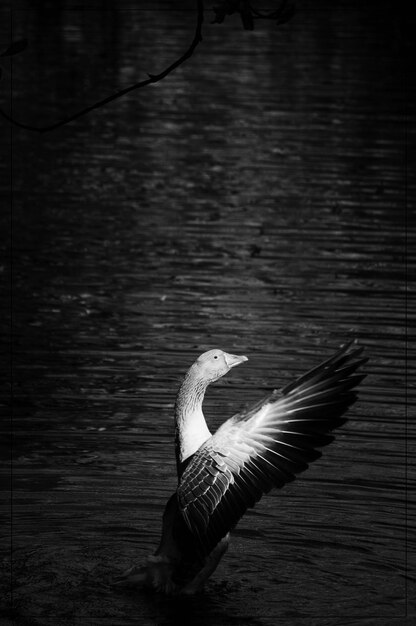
<box><xmin>3</xmin><ymin>1</ymin><xmax>410</xmax><ymax>624</ymax></box>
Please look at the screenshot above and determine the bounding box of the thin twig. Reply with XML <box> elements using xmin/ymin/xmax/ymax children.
<box><xmin>0</xmin><ymin>1</ymin><xmax>204</xmax><ymax>134</ymax></box>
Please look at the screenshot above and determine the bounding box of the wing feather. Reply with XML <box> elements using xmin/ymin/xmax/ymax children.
<box><xmin>177</xmin><ymin>342</ymin><xmax>367</xmax><ymax>556</ymax></box>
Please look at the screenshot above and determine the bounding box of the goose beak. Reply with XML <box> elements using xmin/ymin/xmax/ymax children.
<box><xmin>224</xmin><ymin>353</ymin><xmax>248</xmax><ymax>369</ymax></box>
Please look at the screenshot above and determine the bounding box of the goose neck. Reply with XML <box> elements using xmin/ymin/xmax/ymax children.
<box><xmin>176</xmin><ymin>368</ymin><xmax>208</xmax><ymax>418</ymax></box>
<box><xmin>175</xmin><ymin>366</ymin><xmax>211</xmax><ymax>466</ymax></box>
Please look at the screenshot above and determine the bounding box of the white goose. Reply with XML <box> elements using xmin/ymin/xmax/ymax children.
<box><xmin>116</xmin><ymin>341</ymin><xmax>367</xmax><ymax>594</ymax></box>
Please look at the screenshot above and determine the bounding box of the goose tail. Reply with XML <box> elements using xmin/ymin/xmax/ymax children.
<box><xmin>113</xmin><ymin>555</ymin><xmax>177</xmax><ymax>594</ymax></box>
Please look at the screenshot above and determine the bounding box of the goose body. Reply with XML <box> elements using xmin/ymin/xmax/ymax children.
<box><xmin>116</xmin><ymin>342</ymin><xmax>367</xmax><ymax>594</ymax></box>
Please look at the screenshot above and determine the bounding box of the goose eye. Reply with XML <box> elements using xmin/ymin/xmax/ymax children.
<box><xmin>214</xmin><ymin>355</ymin><xmax>218</xmax><ymax>359</ymax></box>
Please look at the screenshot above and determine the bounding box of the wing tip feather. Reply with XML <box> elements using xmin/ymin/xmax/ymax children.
<box><xmin>281</xmin><ymin>340</ymin><xmax>367</xmax><ymax>396</ymax></box>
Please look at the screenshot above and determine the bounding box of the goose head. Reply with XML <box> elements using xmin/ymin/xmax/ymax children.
<box><xmin>193</xmin><ymin>349</ymin><xmax>248</xmax><ymax>384</ymax></box>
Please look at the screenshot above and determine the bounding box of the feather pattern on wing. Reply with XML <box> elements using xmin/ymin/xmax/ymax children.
<box><xmin>177</xmin><ymin>342</ymin><xmax>367</xmax><ymax>557</ymax></box>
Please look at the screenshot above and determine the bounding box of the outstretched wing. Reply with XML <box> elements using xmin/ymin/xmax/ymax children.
<box><xmin>177</xmin><ymin>341</ymin><xmax>367</xmax><ymax>557</ymax></box>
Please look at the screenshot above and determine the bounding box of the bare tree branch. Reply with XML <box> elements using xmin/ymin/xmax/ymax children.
<box><xmin>0</xmin><ymin>1</ymin><xmax>204</xmax><ymax>134</ymax></box>
<box><xmin>212</xmin><ymin>0</ymin><xmax>295</xmax><ymax>29</ymax></box>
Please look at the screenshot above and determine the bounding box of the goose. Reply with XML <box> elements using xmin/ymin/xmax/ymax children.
<box><xmin>115</xmin><ymin>341</ymin><xmax>367</xmax><ymax>594</ymax></box>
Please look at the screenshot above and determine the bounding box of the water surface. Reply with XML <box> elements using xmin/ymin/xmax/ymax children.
<box><xmin>1</xmin><ymin>1</ymin><xmax>412</xmax><ymax>625</ymax></box>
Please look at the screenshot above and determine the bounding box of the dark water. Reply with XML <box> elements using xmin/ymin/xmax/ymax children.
<box><xmin>1</xmin><ymin>1</ymin><xmax>412</xmax><ymax>624</ymax></box>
